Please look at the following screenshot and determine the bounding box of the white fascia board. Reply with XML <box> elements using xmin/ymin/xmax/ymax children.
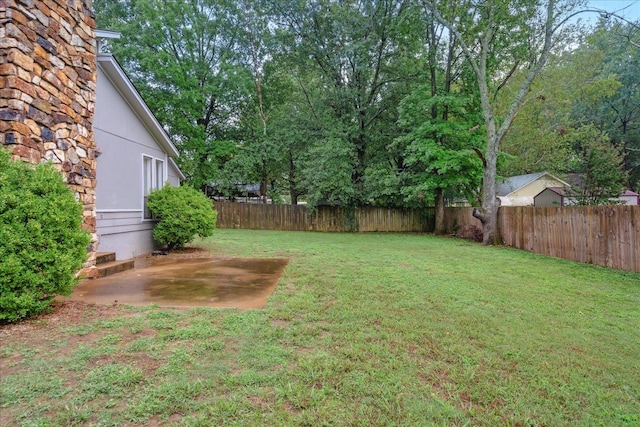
<box><xmin>95</xmin><ymin>29</ymin><xmax>121</xmax><ymax>39</ymax></box>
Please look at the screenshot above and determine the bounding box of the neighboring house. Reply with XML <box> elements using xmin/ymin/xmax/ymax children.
<box><xmin>497</xmin><ymin>172</ymin><xmax>570</xmax><ymax>206</ymax></box>
<box><xmin>533</xmin><ymin>187</ymin><xmax>567</xmax><ymax>207</ymax></box>
<box><xmin>560</xmin><ymin>189</ymin><xmax>640</xmax><ymax>206</ymax></box>
<box><xmin>206</xmin><ymin>182</ymin><xmax>263</xmax><ymax>202</ymax></box>
<box><xmin>619</xmin><ymin>190</ymin><xmax>640</xmax><ymax>206</ymax></box>
<box><xmin>94</xmin><ymin>33</ymin><xmax>184</xmax><ymax>260</ymax></box>
<box><xmin>533</xmin><ymin>184</ymin><xmax>639</xmax><ymax>207</ymax></box>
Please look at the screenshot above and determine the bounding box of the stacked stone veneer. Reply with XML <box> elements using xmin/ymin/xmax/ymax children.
<box><xmin>0</xmin><ymin>0</ymin><xmax>98</xmax><ymax>270</ymax></box>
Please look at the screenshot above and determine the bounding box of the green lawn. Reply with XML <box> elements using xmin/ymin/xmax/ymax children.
<box><xmin>1</xmin><ymin>229</ymin><xmax>639</xmax><ymax>426</ymax></box>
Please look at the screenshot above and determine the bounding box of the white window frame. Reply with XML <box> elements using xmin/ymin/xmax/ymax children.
<box><xmin>143</xmin><ymin>154</ymin><xmax>166</xmax><ymax>220</ymax></box>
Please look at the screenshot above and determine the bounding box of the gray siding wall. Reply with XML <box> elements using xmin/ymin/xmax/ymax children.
<box><xmin>168</xmin><ymin>160</ymin><xmax>182</xmax><ymax>187</ymax></box>
<box><xmin>94</xmin><ymin>65</ymin><xmax>171</xmax><ymax>259</ymax></box>
<box><xmin>95</xmin><ymin>210</ymin><xmax>157</xmax><ymax>257</ymax></box>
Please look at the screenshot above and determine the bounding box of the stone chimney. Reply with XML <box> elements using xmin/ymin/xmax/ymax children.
<box><xmin>0</xmin><ymin>0</ymin><xmax>98</xmax><ymax>269</ymax></box>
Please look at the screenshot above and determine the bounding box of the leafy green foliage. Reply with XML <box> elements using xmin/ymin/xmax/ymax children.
<box><xmin>570</xmin><ymin>19</ymin><xmax>640</xmax><ymax>189</ymax></box>
<box><xmin>147</xmin><ymin>185</ymin><xmax>217</xmax><ymax>250</ymax></box>
<box><xmin>0</xmin><ymin>149</ymin><xmax>90</xmax><ymax>322</ymax></box>
<box><xmin>499</xmin><ymin>22</ymin><xmax>622</xmax><ymax>178</ymax></box>
<box><xmin>397</xmin><ymin>90</ymin><xmax>484</xmax><ymax>206</ymax></box>
<box><xmin>301</xmin><ymin>134</ymin><xmax>358</xmax><ymax>208</ymax></box>
<box><xmin>423</xmin><ymin>0</ymin><xmax>587</xmax><ymax>243</ymax></box>
<box><xmin>565</xmin><ymin>126</ymin><xmax>628</xmax><ymax>205</ymax></box>
<box><xmin>498</xmin><ymin>16</ymin><xmax>640</xmax><ymax>191</ymax></box>
<box><xmin>95</xmin><ymin>0</ymin><xmax>425</xmax><ymax>207</ymax></box>
<box><xmin>94</xmin><ymin>0</ymin><xmax>250</xmax><ymax>190</ymax></box>
<box><xmin>94</xmin><ymin>0</ymin><xmax>638</xmax><ymax>214</ymax></box>
<box><xmin>271</xmin><ymin>0</ymin><xmax>423</xmax><ymax>206</ymax></box>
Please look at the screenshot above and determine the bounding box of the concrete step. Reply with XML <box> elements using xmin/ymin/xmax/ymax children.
<box><xmin>96</xmin><ymin>252</ymin><xmax>116</xmax><ymax>265</ymax></box>
<box><xmin>97</xmin><ymin>259</ymin><xmax>135</xmax><ymax>278</ymax></box>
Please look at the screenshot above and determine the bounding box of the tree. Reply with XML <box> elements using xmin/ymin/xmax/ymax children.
<box><xmin>564</xmin><ymin>126</ymin><xmax>628</xmax><ymax>205</ymax></box>
<box><xmin>398</xmin><ymin>91</ymin><xmax>484</xmax><ymax>233</ymax></box>
<box><xmin>498</xmin><ymin>30</ymin><xmax>620</xmax><ymax>177</ymax></box>
<box><xmin>570</xmin><ymin>20</ymin><xmax>640</xmax><ymax>189</ymax></box>
<box><xmin>264</xmin><ymin>67</ymin><xmax>322</xmax><ymax>205</ymax></box>
<box><xmin>421</xmin><ymin>0</ymin><xmax>586</xmax><ymax>244</ymax></box>
<box><xmin>269</xmin><ymin>0</ymin><xmax>422</xmax><ymax>207</ymax></box>
<box><xmin>94</xmin><ymin>0</ymin><xmax>248</xmax><ymax>190</ymax></box>
<box><xmin>397</xmin><ymin>4</ymin><xmax>484</xmax><ymax>233</ymax></box>
<box><xmin>229</xmin><ymin>0</ymin><xmax>282</xmax><ymax>203</ymax></box>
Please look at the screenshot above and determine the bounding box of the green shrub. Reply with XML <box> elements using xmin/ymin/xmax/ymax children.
<box><xmin>147</xmin><ymin>185</ymin><xmax>217</xmax><ymax>250</ymax></box>
<box><xmin>0</xmin><ymin>148</ymin><xmax>90</xmax><ymax>322</ymax></box>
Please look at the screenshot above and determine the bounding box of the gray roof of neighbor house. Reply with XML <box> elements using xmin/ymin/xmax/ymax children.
<box><xmin>496</xmin><ymin>172</ymin><xmax>569</xmax><ymax>197</ymax></box>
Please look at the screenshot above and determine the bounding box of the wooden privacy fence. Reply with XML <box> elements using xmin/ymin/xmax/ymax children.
<box><xmin>444</xmin><ymin>206</ymin><xmax>640</xmax><ymax>273</ymax></box>
<box><xmin>212</xmin><ymin>203</ymin><xmax>640</xmax><ymax>272</ymax></box>
<box><xmin>213</xmin><ymin>202</ymin><xmax>435</xmax><ymax>233</ymax></box>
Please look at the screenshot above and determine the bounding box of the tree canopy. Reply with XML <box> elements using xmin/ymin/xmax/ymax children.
<box><xmin>94</xmin><ymin>0</ymin><xmax>640</xmax><ymax>241</ymax></box>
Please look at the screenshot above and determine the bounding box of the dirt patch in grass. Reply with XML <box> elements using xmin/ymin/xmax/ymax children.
<box><xmin>0</xmin><ymin>301</ymin><xmax>122</xmax><ymax>340</ymax></box>
<box><xmin>0</xmin><ymin>300</ymin><xmax>201</xmax><ymax>426</ymax></box>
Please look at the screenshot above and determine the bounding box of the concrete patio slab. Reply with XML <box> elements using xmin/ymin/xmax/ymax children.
<box><xmin>67</xmin><ymin>255</ymin><xmax>289</xmax><ymax>309</ymax></box>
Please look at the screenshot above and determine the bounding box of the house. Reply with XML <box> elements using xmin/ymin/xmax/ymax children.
<box><xmin>619</xmin><ymin>190</ymin><xmax>640</xmax><ymax>206</ymax></box>
<box><xmin>94</xmin><ymin>31</ymin><xmax>184</xmax><ymax>260</ymax></box>
<box><xmin>206</xmin><ymin>181</ymin><xmax>264</xmax><ymax>202</ymax></box>
<box><xmin>542</xmin><ymin>173</ymin><xmax>640</xmax><ymax>206</ymax></box>
<box><xmin>534</xmin><ymin>188</ymin><xmax>640</xmax><ymax>206</ymax></box>
<box><xmin>497</xmin><ymin>172</ymin><xmax>570</xmax><ymax>206</ymax></box>
<box><xmin>1</xmin><ymin>4</ymin><xmax>184</xmax><ymax>274</ymax></box>
<box><xmin>1</xmin><ymin>0</ymin><xmax>101</xmax><ymax>267</ymax></box>
<box><xmin>533</xmin><ymin>187</ymin><xmax>567</xmax><ymax>207</ymax></box>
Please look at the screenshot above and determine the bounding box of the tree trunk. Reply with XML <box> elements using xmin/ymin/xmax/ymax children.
<box><xmin>289</xmin><ymin>150</ymin><xmax>298</xmax><ymax>205</ymax></box>
<box><xmin>473</xmin><ymin>132</ymin><xmax>500</xmax><ymax>245</ymax></box>
<box><xmin>261</xmin><ymin>160</ymin><xmax>268</xmax><ymax>204</ymax></box>
<box><xmin>354</xmin><ymin>114</ymin><xmax>367</xmax><ymax>196</ymax></box>
<box><xmin>473</xmin><ymin>203</ymin><xmax>499</xmax><ymax>245</ymax></box>
<box><xmin>434</xmin><ymin>187</ymin><xmax>445</xmax><ymax>235</ymax></box>
<box><xmin>423</xmin><ymin>0</ymin><xmax>559</xmax><ymax>246</ymax></box>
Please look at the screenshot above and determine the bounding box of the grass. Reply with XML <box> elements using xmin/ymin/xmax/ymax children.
<box><xmin>1</xmin><ymin>229</ymin><xmax>639</xmax><ymax>426</ymax></box>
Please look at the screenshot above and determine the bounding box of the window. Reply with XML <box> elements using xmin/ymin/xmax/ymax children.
<box><xmin>155</xmin><ymin>159</ymin><xmax>164</xmax><ymax>190</ymax></box>
<box><xmin>143</xmin><ymin>155</ymin><xmax>165</xmax><ymax>220</ymax></box>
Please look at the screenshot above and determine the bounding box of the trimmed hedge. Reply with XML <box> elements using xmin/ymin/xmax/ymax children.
<box><xmin>0</xmin><ymin>148</ymin><xmax>90</xmax><ymax>322</ymax></box>
<box><xmin>147</xmin><ymin>185</ymin><xmax>217</xmax><ymax>250</ymax></box>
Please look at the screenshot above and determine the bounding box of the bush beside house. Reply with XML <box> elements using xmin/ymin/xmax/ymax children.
<box><xmin>0</xmin><ymin>149</ymin><xmax>91</xmax><ymax>322</ymax></box>
<box><xmin>147</xmin><ymin>185</ymin><xmax>217</xmax><ymax>250</ymax></box>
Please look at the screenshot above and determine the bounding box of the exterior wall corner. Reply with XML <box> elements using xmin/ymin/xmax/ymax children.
<box><xmin>1</xmin><ymin>0</ymin><xmax>98</xmax><ymax>266</ymax></box>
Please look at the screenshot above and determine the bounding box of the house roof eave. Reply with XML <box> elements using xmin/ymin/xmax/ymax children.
<box><xmin>96</xmin><ymin>53</ymin><xmax>180</xmax><ymax>158</ymax></box>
